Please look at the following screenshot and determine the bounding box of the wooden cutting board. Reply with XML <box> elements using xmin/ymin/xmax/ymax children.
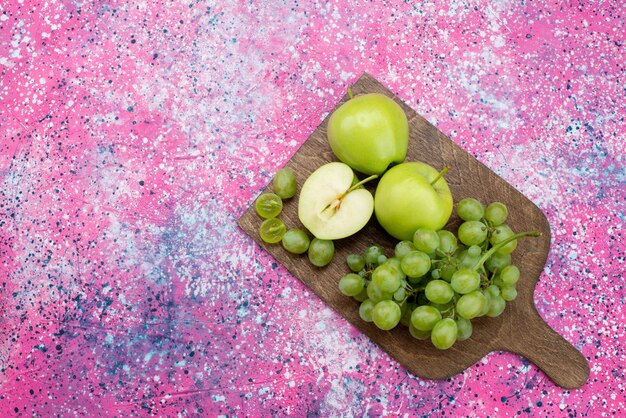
<box><xmin>237</xmin><ymin>73</ymin><xmax>589</xmax><ymax>389</ymax></box>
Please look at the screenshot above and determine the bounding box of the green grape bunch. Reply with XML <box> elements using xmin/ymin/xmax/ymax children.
<box><xmin>337</xmin><ymin>199</ymin><xmax>540</xmax><ymax>350</ymax></box>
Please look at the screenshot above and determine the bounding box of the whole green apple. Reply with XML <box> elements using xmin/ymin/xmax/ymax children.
<box><xmin>374</xmin><ymin>162</ymin><xmax>453</xmax><ymax>241</ymax></box>
<box><xmin>327</xmin><ymin>93</ymin><xmax>408</xmax><ymax>175</ymax></box>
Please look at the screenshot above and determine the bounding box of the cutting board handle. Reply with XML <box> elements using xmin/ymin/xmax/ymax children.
<box><xmin>502</xmin><ymin>307</ymin><xmax>590</xmax><ymax>389</ymax></box>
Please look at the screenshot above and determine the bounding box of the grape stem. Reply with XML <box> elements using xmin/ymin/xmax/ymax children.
<box><xmin>472</xmin><ymin>231</ymin><xmax>542</xmax><ymax>271</ymax></box>
<box><xmin>430</xmin><ymin>167</ymin><xmax>449</xmax><ymax>186</ymax></box>
<box><xmin>347</xmin><ymin>87</ymin><xmax>353</xmax><ymax>100</ymax></box>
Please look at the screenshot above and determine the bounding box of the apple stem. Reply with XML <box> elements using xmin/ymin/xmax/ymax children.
<box><xmin>347</xmin><ymin>87</ymin><xmax>353</xmax><ymax>100</ymax></box>
<box><xmin>430</xmin><ymin>167</ymin><xmax>449</xmax><ymax>186</ymax></box>
<box><xmin>347</xmin><ymin>174</ymin><xmax>378</xmax><ymax>193</ymax></box>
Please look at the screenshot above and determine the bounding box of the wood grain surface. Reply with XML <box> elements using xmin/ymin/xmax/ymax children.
<box><xmin>237</xmin><ymin>73</ymin><xmax>589</xmax><ymax>389</ymax></box>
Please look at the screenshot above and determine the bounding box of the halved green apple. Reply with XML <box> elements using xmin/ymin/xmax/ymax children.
<box><xmin>298</xmin><ymin>162</ymin><xmax>375</xmax><ymax>240</ymax></box>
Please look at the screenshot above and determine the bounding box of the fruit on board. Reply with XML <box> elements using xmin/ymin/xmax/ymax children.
<box><xmin>298</xmin><ymin>162</ymin><xmax>376</xmax><ymax>240</ymax></box>
<box><xmin>327</xmin><ymin>93</ymin><xmax>409</xmax><ymax>175</ymax></box>
<box><xmin>374</xmin><ymin>161</ymin><xmax>453</xmax><ymax>241</ymax></box>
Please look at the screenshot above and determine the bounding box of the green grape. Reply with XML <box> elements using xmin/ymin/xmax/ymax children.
<box><xmin>479</xmin><ymin>291</ymin><xmax>491</xmax><ymax>316</ymax></box>
<box><xmin>273</xmin><ymin>168</ymin><xmax>297</xmax><ymax>199</ymax></box>
<box><xmin>255</xmin><ymin>192</ymin><xmax>283</xmax><ymax>218</ymax></box>
<box><xmin>490</xmin><ymin>225</ymin><xmax>517</xmax><ymax>255</ymax></box>
<box><xmin>366</xmin><ymin>282</ymin><xmax>393</xmax><ymax>303</ymax></box>
<box><xmin>485</xmin><ymin>201</ymin><xmax>508</xmax><ymax>226</ymax></box>
<box><xmin>425</xmin><ymin>280</ymin><xmax>455</xmax><ymax>304</ymax></box>
<box><xmin>346</xmin><ymin>254</ymin><xmax>366</xmax><ymax>272</ymax></box>
<box><xmin>359</xmin><ymin>299</ymin><xmax>376</xmax><ymax>322</ymax></box>
<box><xmin>372</xmin><ymin>300</ymin><xmax>402</xmax><ymax>330</ymax></box>
<box><xmin>431</xmin><ymin>318</ymin><xmax>458</xmax><ymax>350</ymax></box>
<box><xmin>413</xmin><ymin>228</ymin><xmax>440</xmax><ymax>254</ymax></box>
<box><xmin>400</xmin><ymin>302</ymin><xmax>414</xmax><ymax>326</ymax></box>
<box><xmin>431</xmin><ymin>269</ymin><xmax>441</xmax><ymax>279</ymax></box>
<box><xmin>451</xmin><ymin>269</ymin><xmax>481</xmax><ymax>294</ymax></box>
<box><xmin>353</xmin><ymin>287</ymin><xmax>368</xmax><ymax>302</ymax></box>
<box><xmin>364</xmin><ymin>245</ymin><xmax>384</xmax><ymax>266</ymax></box>
<box><xmin>377</xmin><ymin>255</ymin><xmax>388</xmax><ymax>264</ymax></box>
<box><xmin>486</xmin><ymin>284</ymin><xmax>501</xmax><ymax>298</ymax></box>
<box><xmin>338</xmin><ymin>273</ymin><xmax>365</xmax><ymax>297</ymax></box>
<box><xmin>437</xmin><ymin>230</ymin><xmax>458</xmax><ymax>254</ymax></box>
<box><xmin>486</xmin><ymin>295</ymin><xmax>506</xmax><ymax>317</ymax></box>
<box><xmin>455</xmin><ymin>317</ymin><xmax>473</xmax><ymax>341</ymax></box>
<box><xmin>410</xmin><ymin>305</ymin><xmax>442</xmax><ymax>331</ymax></box>
<box><xmin>409</xmin><ymin>323</ymin><xmax>431</xmax><ymax>340</ymax></box>
<box><xmin>500</xmin><ymin>265</ymin><xmax>520</xmax><ymax>285</ymax></box>
<box><xmin>393</xmin><ymin>287</ymin><xmax>406</xmax><ymax>302</ymax></box>
<box><xmin>431</xmin><ymin>300</ymin><xmax>454</xmax><ymax>313</ymax></box>
<box><xmin>308</xmin><ymin>238</ymin><xmax>334</xmax><ymax>267</ymax></box>
<box><xmin>372</xmin><ymin>264</ymin><xmax>402</xmax><ymax>293</ymax></box>
<box><xmin>456</xmin><ymin>290</ymin><xmax>486</xmax><ymax>319</ymax></box>
<box><xmin>281</xmin><ymin>229</ymin><xmax>310</xmax><ymax>254</ymax></box>
<box><xmin>458</xmin><ymin>249</ymin><xmax>480</xmax><ymax>269</ymax></box>
<box><xmin>440</xmin><ymin>261</ymin><xmax>457</xmax><ymax>282</ymax></box>
<box><xmin>259</xmin><ymin>218</ymin><xmax>286</xmax><ymax>243</ymax></box>
<box><xmin>456</xmin><ymin>197</ymin><xmax>485</xmax><ymax>221</ymax></box>
<box><xmin>384</xmin><ymin>257</ymin><xmax>403</xmax><ymax>275</ymax></box>
<box><xmin>458</xmin><ymin>221</ymin><xmax>488</xmax><ymax>246</ymax></box>
<box><xmin>485</xmin><ymin>252</ymin><xmax>512</xmax><ymax>272</ymax></box>
<box><xmin>400</xmin><ymin>251</ymin><xmax>431</xmax><ymax>278</ymax></box>
<box><xmin>500</xmin><ymin>284</ymin><xmax>518</xmax><ymax>301</ymax></box>
<box><xmin>395</xmin><ymin>240</ymin><xmax>417</xmax><ymax>259</ymax></box>
<box><xmin>467</xmin><ymin>245</ymin><xmax>482</xmax><ymax>258</ymax></box>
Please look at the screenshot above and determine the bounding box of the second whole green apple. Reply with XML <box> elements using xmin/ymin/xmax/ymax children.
<box><xmin>374</xmin><ymin>161</ymin><xmax>453</xmax><ymax>241</ymax></box>
<box><xmin>327</xmin><ymin>93</ymin><xmax>409</xmax><ymax>176</ymax></box>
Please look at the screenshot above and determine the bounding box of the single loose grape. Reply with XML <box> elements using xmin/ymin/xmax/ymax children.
<box><xmin>490</xmin><ymin>225</ymin><xmax>517</xmax><ymax>255</ymax></box>
<box><xmin>485</xmin><ymin>202</ymin><xmax>508</xmax><ymax>226</ymax></box>
<box><xmin>431</xmin><ymin>318</ymin><xmax>458</xmax><ymax>350</ymax></box>
<box><xmin>346</xmin><ymin>254</ymin><xmax>366</xmax><ymax>272</ymax></box>
<box><xmin>281</xmin><ymin>228</ymin><xmax>310</xmax><ymax>254</ymax></box>
<box><xmin>456</xmin><ymin>198</ymin><xmax>485</xmax><ymax>221</ymax></box>
<box><xmin>458</xmin><ymin>221</ymin><xmax>488</xmax><ymax>246</ymax></box>
<box><xmin>455</xmin><ymin>317</ymin><xmax>473</xmax><ymax>341</ymax></box>
<box><xmin>456</xmin><ymin>290</ymin><xmax>486</xmax><ymax>319</ymax></box>
<box><xmin>413</xmin><ymin>228</ymin><xmax>440</xmax><ymax>254</ymax></box>
<box><xmin>255</xmin><ymin>192</ymin><xmax>283</xmax><ymax>218</ymax></box>
<box><xmin>372</xmin><ymin>300</ymin><xmax>402</xmax><ymax>330</ymax></box>
<box><xmin>500</xmin><ymin>284</ymin><xmax>518</xmax><ymax>301</ymax></box>
<box><xmin>259</xmin><ymin>218</ymin><xmax>286</xmax><ymax>243</ymax></box>
<box><xmin>273</xmin><ymin>168</ymin><xmax>297</xmax><ymax>199</ymax></box>
<box><xmin>372</xmin><ymin>264</ymin><xmax>402</xmax><ymax>293</ymax></box>
<box><xmin>425</xmin><ymin>280</ymin><xmax>455</xmax><ymax>304</ymax></box>
<box><xmin>338</xmin><ymin>273</ymin><xmax>365</xmax><ymax>297</ymax></box>
<box><xmin>437</xmin><ymin>230</ymin><xmax>458</xmax><ymax>254</ymax></box>
<box><xmin>500</xmin><ymin>265</ymin><xmax>520</xmax><ymax>285</ymax></box>
<box><xmin>451</xmin><ymin>269</ymin><xmax>481</xmax><ymax>294</ymax></box>
<box><xmin>411</xmin><ymin>305</ymin><xmax>442</xmax><ymax>331</ymax></box>
<box><xmin>308</xmin><ymin>238</ymin><xmax>334</xmax><ymax>267</ymax></box>
<box><xmin>394</xmin><ymin>240</ymin><xmax>417</xmax><ymax>259</ymax></box>
<box><xmin>400</xmin><ymin>251</ymin><xmax>431</xmax><ymax>278</ymax></box>
<box><xmin>359</xmin><ymin>299</ymin><xmax>376</xmax><ymax>322</ymax></box>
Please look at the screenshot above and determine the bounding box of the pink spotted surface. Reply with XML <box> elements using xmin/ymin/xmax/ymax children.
<box><xmin>1</xmin><ymin>1</ymin><xmax>624</xmax><ymax>416</ymax></box>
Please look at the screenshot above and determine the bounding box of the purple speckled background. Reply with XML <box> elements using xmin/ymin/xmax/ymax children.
<box><xmin>1</xmin><ymin>0</ymin><xmax>625</xmax><ymax>416</ymax></box>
